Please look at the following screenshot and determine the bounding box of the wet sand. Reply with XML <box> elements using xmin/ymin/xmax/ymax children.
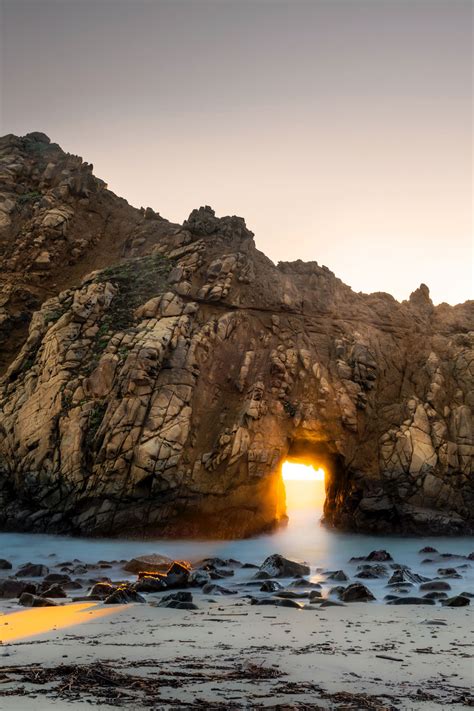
<box><xmin>0</xmin><ymin>598</ymin><xmax>472</xmax><ymax>710</ymax></box>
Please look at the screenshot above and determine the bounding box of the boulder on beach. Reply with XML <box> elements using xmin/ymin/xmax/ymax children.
<box><xmin>291</xmin><ymin>578</ymin><xmax>321</xmax><ymax>588</ymax></box>
<box><xmin>16</xmin><ymin>563</ymin><xmax>49</xmax><ymax>577</ymax></box>
<box><xmin>40</xmin><ymin>584</ymin><xmax>67</xmax><ymax>598</ymax></box>
<box><xmin>157</xmin><ymin>591</ymin><xmax>197</xmax><ymax>609</ymax></box>
<box><xmin>326</xmin><ymin>570</ymin><xmax>349</xmax><ymax>581</ymax></box>
<box><xmin>89</xmin><ymin>582</ymin><xmax>117</xmax><ymax>599</ymax></box>
<box><xmin>104</xmin><ymin>585</ymin><xmax>146</xmax><ymax>604</ymax></box>
<box><xmin>387</xmin><ymin>568</ymin><xmax>427</xmax><ymax>585</ymax></box>
<box><xmin>165</xmin><ymin>561</ymin><xmax>191</xmax><ymax>588</ymax></box>
<box><xmin>252</xmin><ymin>597</ymin><xmax>303</xmax><ymax>609</ymax></box>
<box><xmin>273</xmin><ymin>590</ymin><xmax>309</xmax><ymax>600</ymax></box>
<box><xmin>442</xmin><ymin>595</ymin><xmax>470</xmax><ymax>607</ymax></box>
<box><xmin>0</xmin><ymin>579</ymin><xmax>36</xmax><ymax>599</ymax></box>
<box><xmin>260</xmin><ymin>580</ymin><xmax>283</xmax><ymax>592</ymax></box>
<box><xmin>42</xmin><ymin>573</ymin><xmax>72</xmax><ymax>585</ymax></box>
<box><xmin>123</xmin><ymin>554</ymin><xmax>174</xmax><ymax>574</ymax></box>
<box><xmin>18</xmin><ymin>592</ymin><xmax>57</xmax><ymax>607</ymax></box>
<box><xmin>419</xmin><ymin>580</ymin><xmax>452</xmax><ymax>592</ymax></box>
<box><xmin>188</xmin><ymin>570</ymin><xmax>212</xmax><ymax>587</ymax></box>
<box><xmin>201</xmin><ymin>582</ymin><xmax>234</xmax><ymax>595</ymax></box>
<box><xmin>423</xmin><ymin>592</ymin><xmax>448</xmax><ymax>600</ymax></box>
<box><xmin>340</xmin><ymin>583</ymin><xmax>376</xmax><ymax>602</ymax></box>
<box><xmin>437</xmin><ymin>568</ymin><xmax>462</xmax><ymax>579</ymax></box>
<box><xmin>387</xmin><ymin>597</ymin><xmax>436</xmax><ymax>605</ymax></box>
<box><xmin>365</xmin><ymin>550</ymin><xmax>393</xmax><ymax>562</ymax></box>
<box><xmin>135</xmin><ymin>575</ymin><xmax>168</xmax><ymax>593</ymax></box>
<box><xmin>256</xmin><ymin>554</ymin><xmax>310</xmax><ymax>579</ymax></box>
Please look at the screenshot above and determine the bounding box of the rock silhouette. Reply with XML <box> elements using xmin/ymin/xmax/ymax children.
<box><xmin>0</xmin><ymin>133</ymin><xmax>472</xmax><ymax>537</ymax></box>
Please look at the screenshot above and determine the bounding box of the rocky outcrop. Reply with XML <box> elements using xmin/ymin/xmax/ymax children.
<box><xmin>0</xmin><ymin>134</ymin><xmax>472</xmax><ymax>538</ymax></box>
<box><xmin>0</xmin><ymin>132</ymin><xmax>176</xmax><ymax>373</ymax></box>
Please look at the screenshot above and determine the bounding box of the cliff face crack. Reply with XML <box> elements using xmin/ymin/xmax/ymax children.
<box><xmin>0</xmin><ymin>134</ymin><xmax>472</xmax><ymax>538</ymax></box>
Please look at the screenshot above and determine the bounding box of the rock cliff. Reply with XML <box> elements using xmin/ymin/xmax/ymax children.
<box><xmin>0</xmin><ymin>133</ymin><xmax>472</xmax><ymax>537</ymax></box>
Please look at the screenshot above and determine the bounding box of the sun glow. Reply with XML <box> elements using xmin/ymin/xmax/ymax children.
<box><xmin>281</xmin><ymin>460</ymin><xmax>326</xmax><ymax>515</ymax></box>
<box><xmin>282</xmin><ymin>461</ymin><xmax>325</xmax><ymax>481</ymax></box>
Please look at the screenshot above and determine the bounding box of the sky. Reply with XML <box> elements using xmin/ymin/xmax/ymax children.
<box><xmin>1</xmin><ymin>0</ymin><xmax>472</xmax><ymax>305</ymax></box>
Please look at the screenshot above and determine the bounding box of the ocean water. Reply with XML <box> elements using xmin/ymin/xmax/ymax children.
<box><xmin>1</xmin><ymin>489</ymin><xmax>472</xmax><ymax>602</ymax></box>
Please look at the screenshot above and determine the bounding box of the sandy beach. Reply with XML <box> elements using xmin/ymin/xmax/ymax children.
<box><xmin>0</xmin><ymin>595</ymin><xmax>472</xmax><ymax>710</ymax></box>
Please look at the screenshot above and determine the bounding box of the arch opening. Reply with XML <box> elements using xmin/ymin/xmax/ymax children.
<box><xmin>282</xmin><ymin>461</ymin><xmax>326</xmax><ymax>516</ymax></box>
<box><xmin>279</xmin><ymin>439</ymin><xmax>349</xmax><ymax>528</ymax></box>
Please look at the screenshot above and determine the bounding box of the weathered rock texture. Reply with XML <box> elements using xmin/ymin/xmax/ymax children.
<box><xmin>0</xmin><ymin>132</ymin><xmax>172</xmax><ymax>373</ymax></box>
<box><xmin>0</xmin><ymin>133</ymin><xmax>473</xmax><ymax>537</ymax></box>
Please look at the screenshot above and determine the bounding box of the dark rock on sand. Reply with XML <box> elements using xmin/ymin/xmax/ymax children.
<box><xmin>163</xmin><ymin>600</ymin><xmax>198</xmax><ymax>610</ymax></box>
<box><xmin>260</xmin><ymin>580</ymin><xmax>283</xmax><ymax>593</ymax></box>
<box><xmin>387</xmin><ymin>585</ymin><xmax>414</xmax><ymax>595</ymax></box>
<box><xmin>16</xmin><ymin>563</ymin><xmax>49</xmax><ymax>577</ymax></box>
<box><xmin>419</xmin><ymin>581</ymin><xmax>452</xmax><ymax>592</ymax></box>
<box><xmin>366</xmin><ymin>550</ymin><xmax>393</xmax><ymax>562</ymax></box>
<box><xmin>387</xmin><ymin>597</ymin><xmax>436</xmax><ymax>605</ymax></box>
<box><xmin>252</xmin><ymin>597</ymin><xmax>303</xmax><ymax>609</ymax></box>
<box><xmin>123</xmin><ymin>554</ymin><xmax>174</xmax><ymax>574</ymax></box>
<box><xmin>256</xmin><ymin>555</ymin><xmax>310</xmax><ymax>579</ymax></box>
<box><xmin>273</xmin><ymin>590</ymin><xmax>309</xmax><ymax>600</ymax></box>
<box><xmin>135</xmin><ymin>575</ymin><xmax>168</xmax><ymax>593</ymax></box>
<box><xmin>104</xmin><ymin>585</ymin><xmax>146</xmax><ymax>604</ymax></box>
<box><xmin>43</xmin><ymin>573</ymin><xmax>72</xmax><ymax>584</ymax></box>
<box><xmin>160</xmin><ymin>591</ymin><xmax>193</xmax><ymax>603</ymax></box>
<box><xmin>442</xmin><ymin>595</ymin><xmax>470</xmax><ymax>607</ymax></box>
<box><xmin>40</xmin><ymin>584</ymin><xmax>67</xmax><ymax>598</ymax></box>
<box><xmin>89</xmin><ymin>582</ymin><xmax>117</xmax><ymax>599</ymax></box>
<box><xmin>158</xmin><ymin>592</ymin><xmax>198</xmax><ymax>609</ymax></box>
<box><xmin>19</xmin><ymin>592</ymin><xmax>57</xmax><ymax>607</ymax></box>
<box><xmin>188</xmin><ymin>570</ymin><xmax>212</xmax><ymax>587</ymax></box>
<box><xmin>326</xmin><ymin>570</ymin><xmax>349</xmax><ymax>582</ymax></box>
<box><xmin>423</xmin><ymin>592</ymin><xmax>448</xmax><ymax>600</ymax></box>
<box><xmin>291</xmin><ymin>578</ymin><xmax>321</xmax><ymax>588</ymax></box>
<box><xmin>0</xmin><ymin>579</ymin><xmax>36</xmax><ymax>598</ymax></box>
<box><xmin>356</xmin><ymin>564</ymin><xmax>388</xmax><ymax>579</ymax></box>
<box><xmin>201</xmin><ymin>583</ymin><xmax>234</xmax><ymax>595</ymax></box>
<box><xmin>340</xmin><ymin>583</ymin><xmax>376</xmax><ymax>602</ymax></box>
<box><xmin>437</xmin><ymin>568</ymin><xmax>462</xmax><ymax>579</ymax></box>
<box><xmin>387</xmin><ymin>569</ymin><xmax>427</xmax><ymax>586</ymax></box>
<box><xmin>165</xmin><ymin>561</ymin><xmax>191</xmax><ymax>588</ymax></box>
<box><xmin>209</xmin><ymin>568</ymin><xmax>235</xmax><ymax>580</ymax></box>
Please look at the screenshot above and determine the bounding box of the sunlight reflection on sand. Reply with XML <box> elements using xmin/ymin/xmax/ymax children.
<box><xmin>0</xmin><ymin>602</ymin><xmax>125</xmax><ymax>643</ymax></box>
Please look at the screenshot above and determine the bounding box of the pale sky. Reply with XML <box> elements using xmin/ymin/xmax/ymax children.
<box><xmin>1</xmin><ymin>0</ymin><xmax>472</xmax><ymax>304</ymax></box>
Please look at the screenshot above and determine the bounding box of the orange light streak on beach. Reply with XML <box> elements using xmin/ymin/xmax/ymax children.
<box><xmin>0</xmin><ymin>602</ymin><xmax>124</xmax><ymax>643</ymax></box>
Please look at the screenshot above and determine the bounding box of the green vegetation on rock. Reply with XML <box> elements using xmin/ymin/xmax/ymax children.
<box><xmin>95</xmin><ymin>253</ymin><xmax>172</xmax><ymax>332</ymax></box>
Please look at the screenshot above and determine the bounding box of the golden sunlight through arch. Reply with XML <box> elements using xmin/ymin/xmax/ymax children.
<box><xmin>281</xmin><ymin>461</ymin><xmax>326</xmax><ymax>514</ymax></box>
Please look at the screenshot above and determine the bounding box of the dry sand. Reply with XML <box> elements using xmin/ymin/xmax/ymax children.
<box><xmin>0</xmin><ymin>598</ymin><xmax>472</xmax><ymax>710</ymax></box>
